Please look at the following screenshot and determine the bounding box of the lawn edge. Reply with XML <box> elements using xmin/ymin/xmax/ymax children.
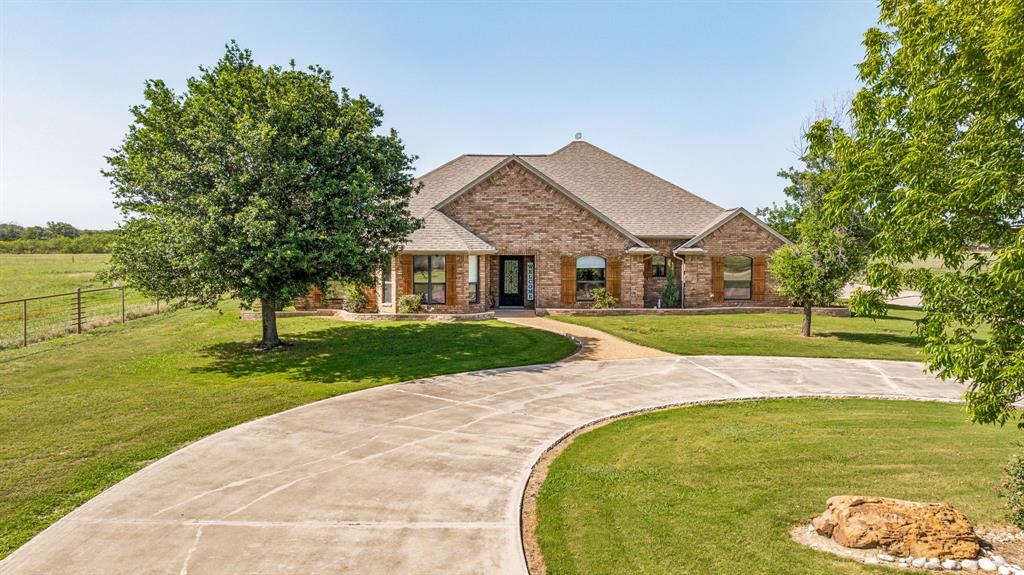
<box><xmin>519</xmin><ymin>393</ymin><xmax>964</xmax><ymax>575</ymax></box>
<box><xmin>0</xmin><ymin>320</ymin><xmax>577</xmax><ymax>562</ymax></box>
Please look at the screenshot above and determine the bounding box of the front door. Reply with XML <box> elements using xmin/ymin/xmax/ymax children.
<box><xmin>499</xmin><ymin>256</ymin><xmax>524</xmax><ymax>307</ymax></box>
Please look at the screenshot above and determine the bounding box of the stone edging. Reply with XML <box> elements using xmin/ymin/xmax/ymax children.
<box><xmin>535</xmin><ymin>306</ymin><xmax>851</xmax><ymax>317</ymax></box>
<box><xmin>240</xmin><ymin>309</ymin><xmax>495</xmax><ymax>322</ymax></box>
<box><xmin>518</xmin><ymin>393</ymin><xmax>963</xmax><ymax>575</ymax></box>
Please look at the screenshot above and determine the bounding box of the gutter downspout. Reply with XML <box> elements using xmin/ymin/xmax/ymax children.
<box><xmin>671</xmin><ymin>252</ymin><xmax>686</xmax><ymax>308</ymax></box>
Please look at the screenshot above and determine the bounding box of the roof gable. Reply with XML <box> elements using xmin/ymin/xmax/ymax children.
<box><xmin>521</xmin><ymin>141</ymin><xmax>725</xmax><ymax>237</ymax></box>
<box><xmin>434</xmin><ymin>156</ymin><xmax>651</xmax><ymax>249</ymax></box>
<box><xmin>411</xmin><ymin>140</ymin><xmax>731</xmax><ymax>239</ymax></box>
<box><xmin>678</xmin><ymin>208</ymin><xmax>792</xmax><ymax>250</ymax></box>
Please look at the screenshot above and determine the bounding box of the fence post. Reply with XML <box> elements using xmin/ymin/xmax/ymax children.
<box><xmin>76</xmin><ymin>288</ymin><xmax>82</xmax><ymax>334</ymax></box>
<box><xmin>23</xmin><ymin>300</ymin><xmax>28</xmax><ymax>347</ymax></box>
<box><xmin>156</xmin><ymin>299</ymin><xmax>160</xmax><ymax>314</ymax></box>
<box><xmin>121</xmin><ymin>287</ymin><xmax>126</xmax><ymax>323</ymax></box>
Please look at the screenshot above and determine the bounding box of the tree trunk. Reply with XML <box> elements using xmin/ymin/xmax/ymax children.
<box><xmin>802</xmin><ymin>302</ymin><xmax>813</xmax><ymax>337</ymax></box>
<box><xmin>260</xmin><ymin>299</ymin><xmax>281</xmax><ymax>349</ymax></box>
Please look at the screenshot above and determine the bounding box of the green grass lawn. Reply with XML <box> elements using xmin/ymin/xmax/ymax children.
<box><xmin>0</xmin><ymin>304</ymin><xmax>575</xmax><ymax>558</ymax></box>
<box><xmin>554</xmin><ymin>307</ymin><xmax>927</xmax><ymax>361</ymax></box>
<box><xmin>0</xmin><ymin>254</ymin><xmax>112</xmax><ymax>299</ymax></box>
<box><xmin>0</xmin><ymin>254</ymin><xmax>158</xmax><ymax>348</ymax></box>
<box><xmin>537</xmin><ymin>399</ymin><xmax>1015</xmax><ymax>575</ymax></box>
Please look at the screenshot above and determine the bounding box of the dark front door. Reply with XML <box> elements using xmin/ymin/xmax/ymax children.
<box><xmin>499</xmin><ymin>256</ymin><xmax>524</xmax><ymax>307</ymax></box>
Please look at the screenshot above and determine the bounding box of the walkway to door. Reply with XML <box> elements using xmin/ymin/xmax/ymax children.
<box><xmin>496</xmin><ymin>313</ymin><xmax>671</xmax><ymax>361</ymax></box>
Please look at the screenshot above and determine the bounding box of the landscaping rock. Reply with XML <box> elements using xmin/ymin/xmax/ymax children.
<box><xmin>943</xmin><ymin>559</ymin><xmax>960</xmax><ymax>570</ymax></box>
<box><xmin>961</xmin><ymin>559</ymin><xmax>979</xmax><ymax>570</ymax></box>
<box><xmin>812</xmin><ymin>495</ymin><xmax>981</xmax><ymax>560</ymax></box>
<box><xmin>979</xmin><ymin>557</ymin><xmax>998</xmax><ymax>571</ymax></box>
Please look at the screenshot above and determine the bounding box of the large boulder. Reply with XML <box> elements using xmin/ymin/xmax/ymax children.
<box><xmin>811</xmin><ymin>495</ymin><xmax>981</xmax><ymax>560</ymax></box>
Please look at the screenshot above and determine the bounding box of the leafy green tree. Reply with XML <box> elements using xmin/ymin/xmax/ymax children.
<box><xmin>45</xmin><ymin>221</ymin><xmax>80</xmax><ymax>238</ymax></box>
<box><xmin>660</xmin><ymin>263</ymin><xmax>681</xmax><ymax>308</ymax></box>
<box><xmin>769</xmin><ymin>216</ymin><xmax>866</xmax><ymax>337</ymax></box>
<box><xmin>105</xmin><ymin>42</ymin><xmax>420</xmax><ymax>348</ymax></box>
<box><xmin>0</xmin><ymin>223</ymin><xmax>24</xmax><ymax>241</ymax></box>
<box><xmin>825</xmin><ymin>0</ymin><xmax>1024</xmax><ymax>425</ymax></box>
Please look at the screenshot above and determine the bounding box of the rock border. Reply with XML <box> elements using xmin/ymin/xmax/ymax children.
<box><xmin>792</xmin><ymin>523</ymin><xmax>1024</xmax><ymax>572</ymax></box>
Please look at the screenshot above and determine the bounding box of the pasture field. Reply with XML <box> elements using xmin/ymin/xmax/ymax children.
<box><xmin>0</xmin><ymin>254</ymin><xmax>157</xmax><ymax>348</ymax></box>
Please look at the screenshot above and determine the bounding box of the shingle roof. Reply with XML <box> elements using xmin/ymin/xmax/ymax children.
<box><xmin>403</xmin><ymin>210</ymin><xmax>496</xmax><ymax>254</ymax></box>
<box><xmin>520</xmin><ymin>141</ymin><xmax>724</xmax><ymax>237</ymax></box>
<box><xmin>408</xmin><ymin>155</ymin><xmax>507</xmax><ymax>217</ymax></box>
<box><xmin>404</xmin><ymin>140</ymin><xmax>734</xmax><ymax>253</ymax></box>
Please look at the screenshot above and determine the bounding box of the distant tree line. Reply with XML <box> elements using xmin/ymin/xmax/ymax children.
<box><xmin>0</xmin><ymin>222</ymin><xmax>117</xmax><ymax>253</ymax></box>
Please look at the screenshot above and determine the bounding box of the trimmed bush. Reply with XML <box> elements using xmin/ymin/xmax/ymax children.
<box><xmin>590</xmin><ymin>287</ymin><xmax>617</xmax><ymax>309</ymax></box>
<box><xmin>398</xmin><ymin>294</ymin><xmax>423</xmax><ymax>313</ymax></box>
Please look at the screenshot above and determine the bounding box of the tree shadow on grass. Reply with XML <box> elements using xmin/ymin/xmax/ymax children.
<box><xmin>818</xmin><ymin>330</ymin><xmax>923</xmax><ymax>348</ymax></box>
<box><xmin>192</xmin><ymin>321</ymin><xmax>564</xmax><ymax>385</ymax></box>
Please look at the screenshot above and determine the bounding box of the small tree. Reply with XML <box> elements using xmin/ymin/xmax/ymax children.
<box><xmin>104</xmin><ymin>43</ymin><xmax>420</xmax><ymax>348</ymax></box>
<box><xmin>660</xmin><ymin>264</ymin><xmax>681</xmax><ymax>308</ymax></box>
<box><xmin>769</xmin><ymin>217</ymin><xmax>864</xmax><ymax>337</ymax></box>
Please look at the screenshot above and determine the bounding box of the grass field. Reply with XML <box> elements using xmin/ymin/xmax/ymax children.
<box><xmin>0</xmin><ymin>303</ymin><xmax>576</xmax><ymax>559</ymax></box>
<box><xmin>554</xmin><ymin>307</ymin><xmax>928</xmax><ymax>361</ymax></box>
<box><xmin>537</xmin><ymin>399</ymin><xmax>1014</xmax><ymax>575</ymax></box>
<box><xmin>0</xmin><ymin>254</ymin><xmax>157</xmax><ymax>348</ymax></box>
<box><xmin>0</xmin><ymin>254</ymin><xmax>112</xmax><ymax>300</ymax></box>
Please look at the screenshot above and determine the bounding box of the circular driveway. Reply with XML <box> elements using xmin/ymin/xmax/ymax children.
<box><xmin>1</xmin><ymin>355</ymin><xmax>962</xmax><ymax>575</ymax></box>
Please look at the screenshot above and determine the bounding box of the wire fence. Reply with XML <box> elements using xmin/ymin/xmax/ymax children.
<box><xmin>0</xmin><ymin>287</ymin><xmax>162</xmax><ymax>349</ymax></box>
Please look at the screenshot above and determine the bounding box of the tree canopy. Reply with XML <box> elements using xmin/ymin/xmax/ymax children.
<box><xmin>824</xmin><ymin>0</ymin><xmax>1024</xmax><ymax>424</ymax></box>
<box><xmin>105</xmin><ymin>42</ymin><xmax>420</xmax><ymax>347</ymax></box>
<box><xmin>769</xmin><ymin>215</ymin><xmax>866</xmax><ymax>337</ymax></box>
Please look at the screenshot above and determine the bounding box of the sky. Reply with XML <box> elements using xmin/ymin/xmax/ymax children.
<box><xmin>0</xmin><ymin>0</ymin><xmax>879</xmax><ymax>230</ymax></box>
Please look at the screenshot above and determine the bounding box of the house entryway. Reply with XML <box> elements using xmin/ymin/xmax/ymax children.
<box><xmin>499</xmin><ymin>256</ymin><xmax>525</xmax><ymax>307</ymax></box>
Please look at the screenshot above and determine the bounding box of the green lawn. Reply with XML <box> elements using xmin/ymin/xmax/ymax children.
<box><xmin>0</xmin><ymin>254</ymin><xmax>158</xmax><ymax>348</ymax></box>
<box><xmin>537</xmin><ymin>399</ymin><xmax>1015</xmax><ymax>575</ymax></box>
<box><xmin>0</xmin><ymin>254</ymin><xmax>112</xmax><ymax>299</ymax></box>
<box><xmin>0</xmin><ymin>305</ymin><xmax>575</xmax><ymax>558</ymax></box>
<box><xmin>554</xmin><ymin>307</ymin><xmax>927</xmax><ymax>361</ymax></box>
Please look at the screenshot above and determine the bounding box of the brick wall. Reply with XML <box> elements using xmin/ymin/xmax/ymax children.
<box><xmin>391</xmin><ymin>253</ymin><xmax>490</xmax><ymax>314</ymax></box>
<box><xmin>639</xmin><ymin>238</ymin><xmax>685</xmax><ymax>308</ymax></box>
<box><xmin>682</xmin><ymin>213</ymin><xmax>790</xmax><ymax>307</ymax></box>
<box><xmin>440</xmin><ymin>161</ymin><xmax>644</xmax><ymax>308</ymax></box>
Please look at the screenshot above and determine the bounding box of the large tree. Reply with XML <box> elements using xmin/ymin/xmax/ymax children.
<box><xmin>105</xmin><ymin>42</ymin><xmax>420</xmax><ymax>348</ymax></box>
<box><xmin>825</xmin><ymin>0</ymin><xmax>1024</xmax><ymax>424</ymax></box>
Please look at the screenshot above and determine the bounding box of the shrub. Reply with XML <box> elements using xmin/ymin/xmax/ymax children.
<box><xmin>338</xmin><ymin>283</ymin><xmax>368</xmax><ymax>313</ymax></box>
<box><xmin>590</xmin><ymin>287</ymin><xmax>617</xmax><ymax>309</ymax></box>
<box><xmin>398</xmin><ymin>294</ymin><xmax>423</xmax><ymax>313</ymax></box>
<box><xmin>660</xmin><ymin>264</ymin><xmax>681</xmax><ymax>308</ymax></box>
<box><xmin>997</xmin><ymin>453</ymin><xmax>1024</xmax><ymax>529</ymax></box>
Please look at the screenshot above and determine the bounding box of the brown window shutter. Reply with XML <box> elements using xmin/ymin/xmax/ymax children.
<box><xmin>752</xmin><ymin>256</ymin><xmax>766</xmax><ymax>302</ymax></box>
<box><xmin>607</xmin><ymin>258</ymin><xmax>622</xmax><ymax>301</ymax></box>
<box><xmin>711</xmin><ymin>256</ymin><xmax>724</xmax><ymax>302</ymax></box>
<box><xmin>644</xmin><ymin>257</ymin><xmax>652</xmax><ymax>277</ymax></box>
<box><xmin>445</xmin><ymin>255</ymin><xmax>457</xmax><ymax>305</ymax></box>
<box><xmin>401</xmin><ymin>255</ymin><xmax>413</xmax><ymax>296</ymax></box>
<box><xmin>561</xmin><ymin>256</ymin><xmax>576</xmax><ymax>304</ymax></box>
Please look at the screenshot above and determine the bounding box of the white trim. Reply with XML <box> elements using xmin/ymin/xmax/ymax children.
<box><xmin>676</xmin><ymin>208</ymin><xmax>791</xmax><ymax>251</ymax></box>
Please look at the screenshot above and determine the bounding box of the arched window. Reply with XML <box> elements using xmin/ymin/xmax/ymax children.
<box><xmin>651</xmin><ymin>255</ymin><xmax>667</xmax><ymax>277</ymax></box>
<box><xmin>724</xmin><ymin>255</ymin><xmax>752</xmax><ymax>300</ymax></box>
<box><xmin>575</xmin><ymin>256</ymin><xmax>606</xmax><ymax>301</ymax></box>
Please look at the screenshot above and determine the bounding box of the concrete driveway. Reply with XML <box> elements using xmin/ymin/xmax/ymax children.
<box><xmin>1</xmin><ymin>356</ymin><xmax>961</xmax><ymax>575</ymax></box>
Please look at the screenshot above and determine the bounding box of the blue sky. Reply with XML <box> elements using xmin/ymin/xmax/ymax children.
<box><xmin>0</xmin><ymin>1</ymin><xmax>878</xmax><ymax>229</ymax></box>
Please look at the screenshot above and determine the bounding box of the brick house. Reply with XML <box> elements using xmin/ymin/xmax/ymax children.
<box><xmin>375</xmin><ymin>140</ymin><xmax>791</xmax><ymax>314</ymax></box>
